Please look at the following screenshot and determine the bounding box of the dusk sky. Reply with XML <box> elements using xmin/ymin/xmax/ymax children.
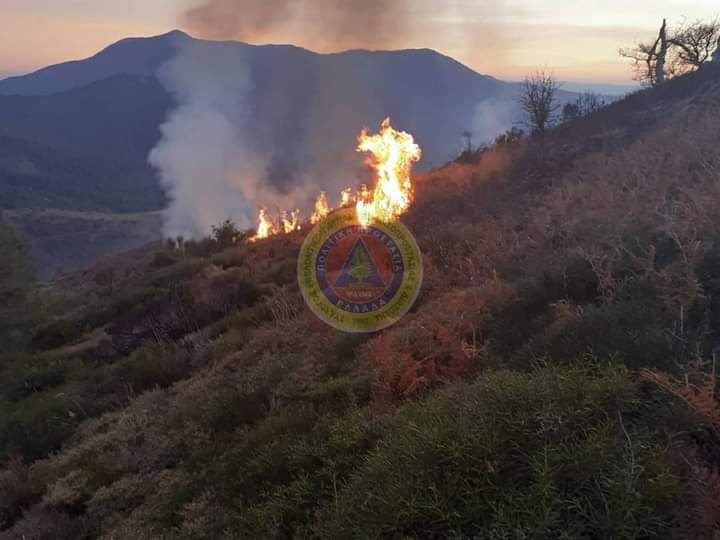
<box><xmin>2</xmin><ymin>0</ymin><xmax>718</xmax><ymax>84</ymax></box>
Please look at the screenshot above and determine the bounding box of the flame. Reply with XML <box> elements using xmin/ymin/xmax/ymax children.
<box><xmin>251</xmin><ymin>207</ymin><xmax>274</xmax><ymax>241</ymax></box>
<box><xmin>355</xmin><ymin>118</ymin><xmax>421</xmax><ymax>227</ymax></box>
<box><xmin>311</xmin><ymin>192</ymin><xmax>330</xmax><ymax>224</ymax></box>
<box><xmin>248</xmin><ymin>118</ymin><xmax>420</xmax><ymax>241</ymax></box>
<box><xmin>281</xmin><ymin>209</ymin><xmax>301</xmax><ymax>234</ymax></box>
<box><xmin>251</xmin><ymin>207</ymin><xmax>300</xmax><ymax>241</ymax></box>
<box><xmin>340</xmin><ymin>188</ymin><xmax>354</xmax><ymax>207</ymax></box>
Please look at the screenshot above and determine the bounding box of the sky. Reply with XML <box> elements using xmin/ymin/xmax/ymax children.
<box><xmin>1</xmin><ymin>0</ymin><xmax>718</xmax><ymax>85</ymax></box>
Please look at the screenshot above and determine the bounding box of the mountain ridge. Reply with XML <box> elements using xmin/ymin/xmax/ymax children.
<box><xmin>0</xmin><ymin>30</ymin><xmax>575</xmax><ymax>276</ymax></box>
<box><xmin>0</xmin><ymin>30</ymin><xmax>505</xmax><ymax>97</ymax></box>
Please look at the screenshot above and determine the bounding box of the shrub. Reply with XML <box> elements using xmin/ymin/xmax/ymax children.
<box><xmin>149</xmin><ymin>249</ymin><xmax>177</xmax><ymax>269</ymax></box>
<box><xmin>0</xmin><ymin>388</ymin><xmax>86</xmax><ymax>462</ymax></box>
<box><xmin>30</xmin><ymin>318</ymin><xmax>83</xmax><ymax>351</ymax></box>
<box><xmin>518</xmin><ymin>300</ymin><xmax>674</xmax><ymax>370</ymax></box>
<box><xmin>0</xmin><ymin>354</ymin><xmax>76</xmax><ymax>403</ymax></box>
<box><xmin>113</xmin><ymin>342</ymin><xmax>193</xmax><ymax>395</ymax></box>
<box><xmin>318</xmin><ymin>365</ymin><xmax>684</xmax><ymax>539</ymax></box>
<box><xmin>220</xmin><ymin>406</ymin><xmax>380</xmax><ymax>539</ymax></box>
<box><xmin>0</xmin><ymin>457</ymin><xmax>39</xmax><ymax>529</ymax></box>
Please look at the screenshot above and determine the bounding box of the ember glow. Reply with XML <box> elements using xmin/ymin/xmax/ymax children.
<box><xmin>250</xmin><ymin>118</ymin><xmax>421</xmax><ymax>240</ymax></box>
<box><xmin>355</xmin><ymin>118</ymin><xmax>422</xmax><ymax>227</ymax></box>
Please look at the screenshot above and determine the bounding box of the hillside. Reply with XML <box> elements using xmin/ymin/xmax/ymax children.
<box><xmin>0</xmin><ymin>76</ymin><xmax>171</xmax><ymax>167</ymax></box>
<box><xmin>2</xmin><ymin>64</ymin><xmax>719</xmax><ymax>539</ymax></box>
<box><xmin>0</xmin><ymin>135</ymin><xmax>164</xmax><ymax>212</ymax></box>
<box><xmin>0</xmin><ymin>30</ymin><xmax>575</xmax><ymax>277</ymax></box>
<box><xmin>5</xmin><ymin>209</ymin><xmax>162</xmax><ymax>280</ymax></box>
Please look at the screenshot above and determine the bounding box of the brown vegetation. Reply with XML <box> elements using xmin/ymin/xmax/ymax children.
<box><xmin>2</xmin><ymin>67</ymin><xmax>720</xmax><ymax>538</ymax></box>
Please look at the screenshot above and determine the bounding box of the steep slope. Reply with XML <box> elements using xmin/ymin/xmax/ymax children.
<box><xmin>1</xmin><ymin>67</ymin><xmax>719</xmax><ymax>539</ymax></box>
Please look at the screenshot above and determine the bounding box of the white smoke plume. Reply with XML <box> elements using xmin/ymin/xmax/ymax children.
<box><xmin>471</xmin><ymin>97</ymin><xmax>519</xmax><ymax>147</ymax></box>
<box><xmin>149</xmin><ymin>41</ymin><xmax>310</xmax><ymax>238</ymax></box>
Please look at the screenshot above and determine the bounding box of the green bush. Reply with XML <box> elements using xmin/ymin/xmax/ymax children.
<box><xmin>518</xmin><ymin>300</ymin><xmax>674</xmax><ymax>370</ymax></box>
<box><xmin>30</xmin><ymin>318</ymin><xmax>83</xmax><ymax>351</ymax></box>
<box><xmin>318</xmin><ymin>365</ymin><xmax>683</xmax><ymax>539</ymax></box>
<box><xmin>220</xmin><ymin>405</ymin><xmax>381</xmax><ymax>539</ymax></box>
<box><xmin>0</xmin><ymin>388</ymin><xmax>86</xmax><ymax>462</ymax></box>
<box><xmin>113</xmin><ymin>342</ymin><xmax>193</xmax><ymax>395</ymax></box>
<box><xmin>0</xmin><ymin>353</ymin><xmax>79</xmax><ymax>402</ymax></box>
<box><xmin>149</xmin><ymin>249</ymin><xmax>177</xmax><ymax>269</ymax></box>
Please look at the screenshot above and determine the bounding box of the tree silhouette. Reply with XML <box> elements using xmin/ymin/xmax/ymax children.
<box><xmin>349</xmin><ymin>245</ymin><xmax>372</xmax><ymax>286</ymax></box>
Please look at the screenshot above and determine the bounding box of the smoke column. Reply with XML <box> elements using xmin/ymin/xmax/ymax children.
<box><xmin>182</xmin><ymin>0</ymin><xmax>416</xmax><ymax>51</ymax></box>
<box><xmin>149</xmin><ymin>42</ymin><xmax>256</xmax><ymax>237</ymax></box>
<box><xmin>472</xmin><ymin>97</ymin><xmax>520</xmax><ymax>146</ymax></box>
<box><xmin>150</xmin><ymin>40</ymin><xmax>311</xmax><ymax>238</ymax></box>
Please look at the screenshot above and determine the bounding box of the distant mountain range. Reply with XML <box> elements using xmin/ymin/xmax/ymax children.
<box><xmin>0</xmin><ymin>30</ymin><xmax>577</xmax><ymax>275</ymax></box>
<box><xmin>0</xmin><ymin>30</ymin><xmax>572</xmax><ymax>210</ymax></box>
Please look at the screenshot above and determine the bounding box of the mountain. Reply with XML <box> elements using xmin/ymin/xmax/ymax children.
<box><xmin>0</xmin><ymin>75</ymin><xmax>171</xmax><ymax>165</ymax></box>
<box><xmin>0</xmin><ymin>31</ymin><xmax>576</xmax><ymax>275</ymax></box>
<box><xmin>0</xmin><ymin>31</ymin><xmax>191</xmax><ymax>96</ymax></box>
<box><xmin>0</xmin><ymin>30</ymin><xmax>537</xmax><ymax>175</ymax></box>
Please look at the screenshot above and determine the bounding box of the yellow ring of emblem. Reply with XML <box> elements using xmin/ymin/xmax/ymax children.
<box><xmin>297</xmin><ymin>207</ymin><xmax>423</xmax><ymax>333</ymax></box>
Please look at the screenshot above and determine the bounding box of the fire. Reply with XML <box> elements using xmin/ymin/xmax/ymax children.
<box><xmin>252</xmin><ymin>207</ymin><xmax>274</xmax><ymax>241</ymax></box>
<box><xmin>311</xmin><ymin>192</ymin><xmax>330</xmax><ymax>224</ymax></box>
<box><xmin>250</xmin><ymin>207</ymin><xmax>301</xmax><ymax>241</ymax></box>
<box><xmin>249</xmin><ymin>118</ymin><xmax>421</xmax><ymax>241</ymax></box>
<box><xmin>340</xmin><ymin>188</ymin><xmax>354</xmax><ymax>208</ymax></box>
<box><xmin>281</xmin><ymin>209</ymin><xmax>301</xmax><ymax>234</ymax></box>
<box><xmin>355</xmin><ymin>118</ymin><xmax>421</xmax><ymax>227</ymax></box>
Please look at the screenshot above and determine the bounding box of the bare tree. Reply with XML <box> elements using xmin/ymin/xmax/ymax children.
<box><xmin>620</xmin><ymin>19</ymin><xmax>669</xmax><ymax>86</ymax></box>
<box><xmin>461</xmin><ymin>130</ymin><xmax>473</xmax><ymax>153</ymax></box>
<box><xmin>520</xmin><ymin>70</ymin><xmax>560</xmax><ymax>136</ymax></box>
<box><xmin>621</xmin><ymin>17</ymin><xmax>720</xmax><ymax>85</ymax></box>
<box><xmin>669</xmin><ymin>18</ymin><xmax>720</xmax><ymax>71</ymax></box>
<box><xmin>576</xmin><ymin>92</ymin><xmax>605</xmax><ymax>116</ymax></box>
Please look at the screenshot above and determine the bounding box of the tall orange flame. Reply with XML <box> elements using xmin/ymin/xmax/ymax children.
<box><xmin>355</xmin><ymin>118</ymin><xmax>421</xmax><ymax>227</ymax></box>
<box><xmin>340</xmin><ymin>188</ymin><xmax>354</xmax><ymax>208</ymax></box>
<box><xmin>311</xmin><ymin>192</ymin><xmax>330</xmax><ymax>224</ymax></box>
<box><xmin>249</xmin><ymin>118</ymin><xmax>420</xmax><ymax>241</ymax></box>
<box><xmin>251</xmin><ymin>207</ymin><xmax>274</xmax><ymax>242</ymax></box>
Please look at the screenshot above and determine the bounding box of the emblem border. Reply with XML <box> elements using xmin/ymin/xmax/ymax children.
<box><xmin>297</xmin><ymin>207</ymin><xmax>423</xmax><ymax>333</ymax></box>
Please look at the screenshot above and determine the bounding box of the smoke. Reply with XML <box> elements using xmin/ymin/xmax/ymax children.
<box><xmin>149</xmin><ymin>1</ymin><xmax>520</xmax><ymax>238</ymax></box>
<box><xmin>182</xmin><ymin>0</ymin><xmax>416</xmax><ymax>51</ymax></box>
<box><xmin>471</xmin><ymin>97</ymin><xmax>520</xmax><ymax>147</ymax></box>
<box><xmin>151</xmin><ymin>1</ymin><xmax>418</xmax><ymax>239</ymax></box>
<box><xmin>149</xmin><ymin>41</ymin><xmax>308</xmax><ymax>238</ymax></box>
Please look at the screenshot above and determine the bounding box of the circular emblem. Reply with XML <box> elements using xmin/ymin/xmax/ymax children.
<box><xmin>298</xmin><ymin>207</ymin><xmax>423</xmax><ymax>333</ymax></box>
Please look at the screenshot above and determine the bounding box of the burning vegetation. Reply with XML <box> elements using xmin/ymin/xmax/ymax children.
<box><xmin>250</xmin><ymin>118</ymin><xmax>421</xmax><ymax>240</ymax></box>
<box><xmin>5</xmin><ymin>63</ymin><xmax>720</xmax><ymax>540</ymax></box>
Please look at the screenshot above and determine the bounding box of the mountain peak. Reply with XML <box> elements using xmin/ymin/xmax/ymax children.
<box><xmin>160</xmin><ymin>29</ymin><xmax>191</xmax><ymax>39</ymax></box>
